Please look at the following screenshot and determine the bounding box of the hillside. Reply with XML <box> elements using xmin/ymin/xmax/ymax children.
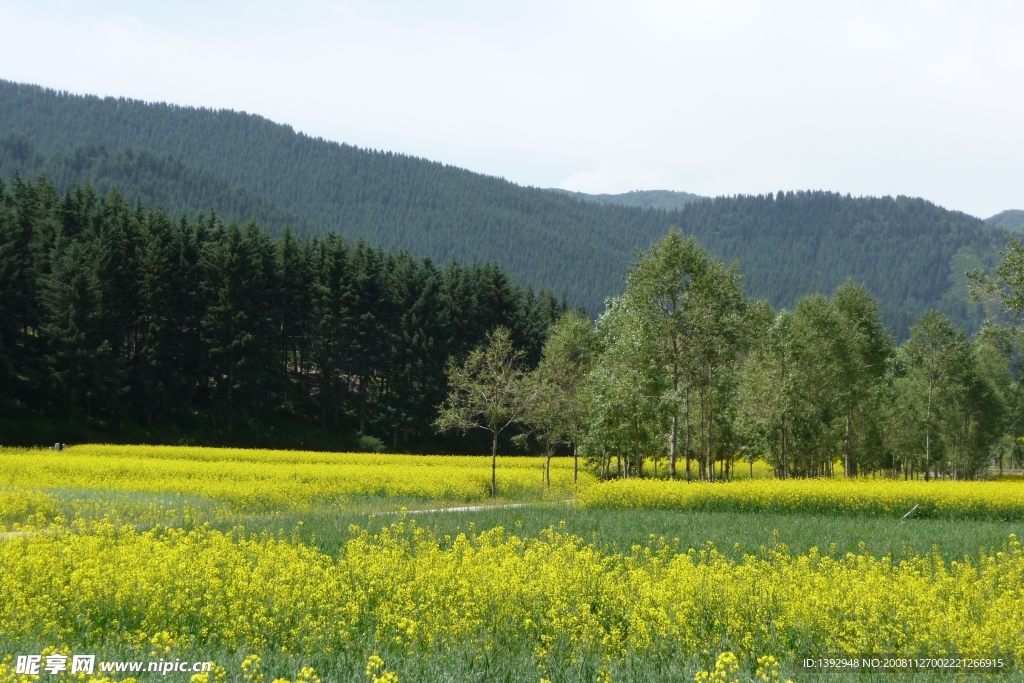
<box><xmin>0</xmin><ymin>79</ymin><xmax>1005</xmax><ymax>337</ymax></box>
<box><xmin>986</xmin><ymin>210</ymin><xmax>1024</xmax><ymax>234</ymax></box>
<box><xmin>0</xmin><ymin>136</ymin><xmax>309</xmax><ymax>232</ymax></box>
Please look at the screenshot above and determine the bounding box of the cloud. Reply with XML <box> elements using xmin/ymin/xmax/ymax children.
<box><xmin>559</xmin><ymin>164</ymin><xmax>686</xmax><ymax>196</ymax></box>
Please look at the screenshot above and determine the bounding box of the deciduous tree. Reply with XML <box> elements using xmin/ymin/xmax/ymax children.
<box><xmin>435</xmin><ymin>326</ymin><xmax>532</xmax><ymax>497</ymax></box>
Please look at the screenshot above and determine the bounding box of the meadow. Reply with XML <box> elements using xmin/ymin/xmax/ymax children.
<box><xmin>2</xmin><ymin>445</ymin><xmax>1024</xmax><ymax>683</ymax></box>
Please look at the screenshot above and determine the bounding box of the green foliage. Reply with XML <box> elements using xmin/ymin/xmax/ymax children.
<box><xmin>357</xmin><ymin>435</ymin><xmax>386</xmax><ymax>453</ymax></box>
<box><xmin>606</xmin><ymin>229</ymin><xmax>748</xmax><ymax>481</ymax></box>
<box><xmin>435</xmin><ymin>327</ymin><xmax>535</xmax><ymax>496</ymax></box>
<box><xmin>520</xmin><ymin>311</ymin><xmax>596</xmax><ymax>483</ymax></box>
<box><xmin>578</xmin><ymin>238</ymin><xmax>1012</xmax><ymax>481</ymax></box>
<box><xmin>985</xmin><ymin>209</ymin><xmax>1024</xmax><ymax>233</ymax></box>
<box><xmin>0</xmin><ymin>177</ymin><xmax>564</xmax><ymax>451</ymax></box>
<box><xmin>551</xmin><ymin>188</ymin><xmax>704</xmax><ymax>210</ymax></box>
<box><xmin>582</xmin><ymin>298</ymin><xmax>666</xmax><ymax>480</ymax></box>
<box><xmin>0</xmin><ymin>81</ymin><xmax>1004</xmax><ymax>336</ymax></box>
<box><xmin>0</xmin><ymin>139</ymin><xmax>309</xmax><ymax>234</ymax></box>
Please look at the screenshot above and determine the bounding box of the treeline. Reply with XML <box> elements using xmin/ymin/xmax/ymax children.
<box><xmin>444</xmin><ymin>230</ymin><xmax>1024</xmax><ymax>482</ymax></box>
<box><xmin>0</xmin><ymin>176</ymin><xmax>565</xmax><ymax>449</ymax></box>
<box><xmin>0</xmin><ymin>80</ymin><xmax>1004</xmax><ymax>337</ymax></box>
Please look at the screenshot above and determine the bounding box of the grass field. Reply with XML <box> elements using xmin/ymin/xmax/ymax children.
<box><xmin>2</xmin><ymin>445</ymin><xmax>1024</xmax><ymax>683</ymax></box>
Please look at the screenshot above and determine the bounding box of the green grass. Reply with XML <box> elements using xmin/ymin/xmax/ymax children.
<box><xmin>201</xmin><ymin>499</ymin><xmax>1023</xmax><ymax>564</ymax></box>
<box><xmin>22</xmin><ymin>484</ymin><xmax>1023</xmax><ymax>565</ymax></box>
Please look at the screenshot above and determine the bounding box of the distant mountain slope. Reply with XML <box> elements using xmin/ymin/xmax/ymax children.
<box><xmin>551</xmin><ymin>188</ymin><xmax>704</xmax><ymax>210</ymax></box>
<box><xmin>0</xmin><ymin>80</ymin><xmax>686</xmax><ymax>316</ymax></box>
<box><xmin>0</xmin><ymin>136</ymin><xmax>309</xmax><ymax>232</ymax></box>
<box><xmin>986</xmin><ymin>210</ymin><xmax>1024</xmax><ymax>233</ymax></box>
<box><xmin>0</xmin><ymin>79</ymin><xmax>1005</xmax><ymax>337</ymax></box>
<box><xmin>676</xmin><ymin>192</ymin><xmax>995</xmax><ymax>336</ymax></box>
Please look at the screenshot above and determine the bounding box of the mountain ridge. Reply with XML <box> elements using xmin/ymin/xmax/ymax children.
<box><xmin>986</xmin><ymin>209</ymin><xmax>1024</xmax><ymax>234</ymax></box>
<box><xmin>549</xmin><ymin>188</ymin><xmax>704</xmax><ymax>211</ymax></box>
<box><xmin>0</xmin><ymin>79</ymin><xmax>1007</xmax><ymax>337</ymax></box>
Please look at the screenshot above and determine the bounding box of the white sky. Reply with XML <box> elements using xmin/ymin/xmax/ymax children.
<box><xmin>1</xmin><ymin>0</ymin><xmax>1022</xmax><ymax>218</ymax></box>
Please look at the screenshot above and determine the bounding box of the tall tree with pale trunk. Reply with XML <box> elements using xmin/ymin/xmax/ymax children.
<box><xmin>904</xmin><ymin>311</ymin><xmax>962</xmax><ymax>480</ymax></box>
<box><xmin>520</xmin><ymin>311</ymin><xmax>595</xmax><ymax>485</ymax></box>
<box><xmin>435</xmin><ymin>326</ymin><xmax>532</xmax><ymax>497</ymax></box>
<box><xmin>623</xmin><ymin>228</ymin><xmax>745</xmax><ymax>481</ymax></box>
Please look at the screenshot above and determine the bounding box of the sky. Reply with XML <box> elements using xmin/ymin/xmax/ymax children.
<box><xmin>1</xmin><ymin>1</ymin><xmax>1022</xmax><ymax>218</ymax></box>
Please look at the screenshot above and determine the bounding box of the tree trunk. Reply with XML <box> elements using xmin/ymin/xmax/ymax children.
<box><xmin>670</xmin><ymin>415</ymin><xmax>678</xmax><ymax>480</ymax></box>
<box><xmin>670</xmin><ymin>362</ymin><xmax>679</xmax><ymax>480</ymax></box>
<box><xmin>490</xmin><ymin>430</ymin><xmax>499</xmax><ymax>498</ymax></box>
<box><xmin>685</xmin><ymin>380</ymin><xmax>692</xmax><ymax>482</ymax></box>
<box><xmin>358</xmin><ymin>375</ymin><xmax>368</xmax><ymax>436</ymax></box>
<box><xmin>844</xmin><ymin>407</ymin><xmax>852</xmax><ymax>477</ymax></box>
<box><xmin>925</xmin><ymin>379</ymin><xmax>933</xmax><ymax>481</ymax></box>
<box><xmin>573</xmin><ymin>443</ymin><xmax>579</xmax><ymax>483</ymax></box>
<box><xmin>707</xmin><ymin>377</ymin><xmax>715</xmax><ymax>483</ymax></box>
<box><xmin>781</xmin><ymin>417</ymin><xmax>788</xmax><ymax>480</ymax></box>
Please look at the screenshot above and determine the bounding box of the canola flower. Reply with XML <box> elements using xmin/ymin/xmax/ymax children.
<box><xmin>1</xmin><ymin>518</ymin><xmax>1022</xmax><ymax>674</ymax></box>
<box><xmin>0</xmin><ymin>446</ymin><xmax>594</xmax><ymax>511</ymax></box>
<box><xmin>5</xmin><ymin>444</ymin><xmax>1024</xmax><ymax>681</ymax></box>
<box><xmin>0</xmin><ymin>489</ymin><xmax>60</xmax><ymax>531</ymax></box>
<box><xmin>0</xmin><ymin>488</ymin><xmax>223</xmax><ymax>533</ymax></box>
<box><xmin>693</xmin><ymin>652</ymin><xmax>793</xmax><ymax>683</ymax></box>
<box><xmin>579</xmin><ymin>478</ymin><xmax>1024</xmax><ymax>520</ymax></box>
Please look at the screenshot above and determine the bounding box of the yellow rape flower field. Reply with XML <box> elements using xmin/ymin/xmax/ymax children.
<box><xmin>0</xmin><ymin>445</ymin><xmax>594</xmax><ymax>514</ymax></box>
<box><xmin>3</xmin><ymin>445</ymin><xmax>1024</xmax><ymax>682</ymax></box>
<box><xmin>579</xmin><ymin>477</ymin><xmax>1024</xmax><ymax>520</ymax></box>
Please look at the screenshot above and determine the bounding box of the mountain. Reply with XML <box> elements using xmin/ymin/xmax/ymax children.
<box><xmin>0</xmin><ymin>79</ymin><xmax>1007</xmax><ymax>337</ymax></box>
<box><xmin>550</xmin><ymin>188</ymin><xmax>704</xmax><ymax>210</ymax></box>
<box><xmin>986</xmin><ymin>210</ymin><xmax>1024</xmax><ymax>234</ymax></box>
<box><xmin>0</xmin><ymin>136</ymin><xmax>309</xmax><ymax>232</ymax></box>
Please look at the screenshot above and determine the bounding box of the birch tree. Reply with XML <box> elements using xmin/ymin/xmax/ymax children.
<box><xmin>435</xmin><ymin>326</ymin><xmax>531</xmax><ymax>497</ymax></box>
<box><xmin>581</xmin><ymin>298</ymin><xmax>664</xmax><ymax>479</ymax></box>
<box><xmin>521</xmin><ymin>311</ymin><xmax>595</xmax><ymax>485</ymax></box>
<box><xmin>622</xmin><ymin>228</ymin><xmax>745</xmax><ymax>481</ymax></box>
<box><xmin>904</xmin><ymin>311</ymin><xmax>961</xmax><ymax>480</ymax></box>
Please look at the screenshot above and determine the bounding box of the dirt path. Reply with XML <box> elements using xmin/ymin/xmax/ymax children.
<box><xmin>381</xmin><ymin>501</ymin><xmax>571</xmax><ymax>515</ymax></box>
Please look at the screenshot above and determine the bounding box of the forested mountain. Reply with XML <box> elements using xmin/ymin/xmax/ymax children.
<box><xmin>677</xmin><ymin>193</ymin><xmax>996</xmax><ymax>337</ymax></box>
<box><xmin>0</xmin><ymin>136</ymin><xmax>309</xmax><ymax>233</ymax></box>
<box><xmin>987</xmin><ymin>210</ymin><xmax>1024</xmax><ymax>233</ymax></box>
<box><xmin>0</xmin><ymin>79</ymin><xmax>1005</xmax><ymax>337</ymax></box>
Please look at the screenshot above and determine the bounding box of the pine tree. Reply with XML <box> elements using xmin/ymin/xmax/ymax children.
<box><xmin>40</xmin><ymin>237</ymin><xmax>120</xmax><ymax>419</ymax></box>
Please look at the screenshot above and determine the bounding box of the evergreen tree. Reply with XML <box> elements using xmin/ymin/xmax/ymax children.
<box><xmin>275</xmin><ymin>226</ymin><xmax>314</xmax><ymax>403</ymax></box>
<box><xmin>309</xmin><ymin>234</ymin><xmax>355</xmax><ymax>429</ymax></box>
<box><xmin>203</xmin><ymin>222</ymin><xmax>281</xmax><ymax>428</ymax></box>
<box><xmin>40</xmin><ymin>237</ymin><xmax>119</xmax><ymax>419</ymax></box>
